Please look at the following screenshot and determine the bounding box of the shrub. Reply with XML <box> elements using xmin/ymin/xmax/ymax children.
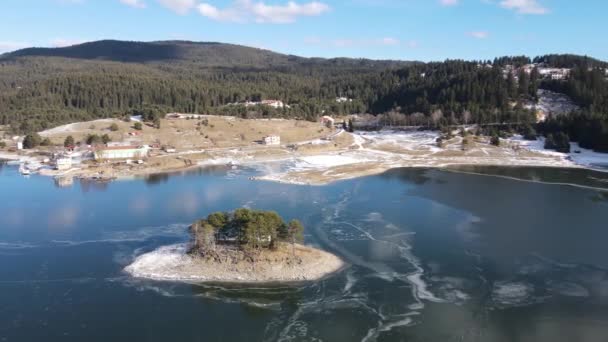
<box><xmin>64</xmin><ymin>135</ymin><xmax>75</xmax><ymax>147</ymax></box>
<box><xmin>23</xmin><ymin>133</ymin><xmax>42</xmax><ymax>149</ymax></box>
<box><xmin>544</xmin><ymin>132</ymin><xmax>571</xmax><ymax>153</ymax></box>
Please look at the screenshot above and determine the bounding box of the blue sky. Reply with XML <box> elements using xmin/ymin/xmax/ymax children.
<box><xmin>1</xmin><ymin>0</ymin><xmax>606</xmax><ymax>61</ymax></box>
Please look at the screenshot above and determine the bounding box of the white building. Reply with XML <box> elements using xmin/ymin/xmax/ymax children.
<box><xmin>538</xmin><ymin>68</ymin><xmax>570</xmax><ymax>80</ymax></box>
<box><xmin>55</xmin><ymin>157</ymin><xmax>72</xmax><ymax>171</ymax></box>
<box><xmin>242</xmin><ymin>100</ymin><xmax>290</xmax><ymax>109</ymax></box>
<box><xmin>336</xmin><ymin>97</ymin><xmax>352</xmax><ymax>103</ymax></box>
<box><xmin>94</xmin><ymin>146</ymin><xmax>149</xmax><ymax>160</ymax></box>
<box><xmin>263</xmin><ymin>135</ymin><xmax>281</xmax><ymax>146</ymax></box>
<box><xmin>320</xmin><ymin>115</ymin><xmax>335</xmax><ymax>128</ymax></box>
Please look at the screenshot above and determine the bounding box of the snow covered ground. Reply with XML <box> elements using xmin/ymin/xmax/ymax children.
<box><xmin>509</xmin><ymin>135</ymin><xmax>608</xmax><ymax>170</ymax></box>
<box><xmin>255</xmin><ymin>130</ymin><xmax>608</xmax><ymax>185</ymax></box>
<box><xmin>358</xmin><ymin>130</ymin><xmax>441</xmax><ymax>152</ymax></box>
<box><xmin>39</xmin><ymin>119</ymin><xmax>115</xmax><ymax>136</ymax></box>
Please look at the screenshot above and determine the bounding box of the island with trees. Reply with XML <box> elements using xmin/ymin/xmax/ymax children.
<box><xmin>126</xmin><ymin>208</ymin><xmax>345</xmax><ymax>283</ymax></box>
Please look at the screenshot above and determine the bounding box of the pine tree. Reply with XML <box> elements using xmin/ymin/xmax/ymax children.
<box><xmin>64</xmin><ymin>135</ymin><xmax>75</xmax><ymax>147</ymax></box>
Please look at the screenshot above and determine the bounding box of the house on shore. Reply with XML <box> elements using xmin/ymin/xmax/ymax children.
<box><xmin>320</xmin><ymin>115</ymin><xmax>335</xmax><ymax>129</ymax></box>
<box><xmin>241</xmin><ymin>100</ymin><xmax>290</xmax><ymax>109</ymax></box>
<box><xmin>263</xmin><ymin>135</ymin><xmax>281</xmax><ymax>146</ymax></box>
<box><xmin>54</xmin><ymin>156</ymin><xmax>73</xmax><ymax>170</ymax></box>
<box><xmin>94</xmin><ymin>145</ymin><xmax>149</xmax><ymax>160</ymax></box>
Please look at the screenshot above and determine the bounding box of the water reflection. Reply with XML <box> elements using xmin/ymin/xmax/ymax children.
<box><xmin>590</xmin><ymin>192</ymin><xmax>608</xmax><ymax>203</ymax></box>
<box><xmin>381</xmin><ymin>167</ymin><xmax>432</xmax><ymax>184</ymax></box>
<box><xmin>79</xmin><ymin>178</ymin><xmax>110</xmax><ymax>192</ymax></box>
<box><xmin>144</xmin><ymin>172</ymin><xmax>170</xmax><ymax>185</ymax></box>
<box><xmin>143</xmin><ymin>165</ymin><xmax>233</xmax><ymax>186</ymax></box>
<box><xmin>54</xmin><ymin>176</ymin><xmax>74</xmax><ymax>188</ymax></box>
<box><xmin>1</xmin><ymin>164</ymin><xmax>608</xmax><ymax>341</ymax></box>
<box><xmin>447</xmin><ymin>165</ymin><xmax>608</xmax><ymax>191</ymax></box>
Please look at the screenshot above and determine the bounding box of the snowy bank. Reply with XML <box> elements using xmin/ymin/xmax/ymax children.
<box><xmin>124</xmin><ymin>243</ymin><xmax>345</xmax><ymax>283</ymax></box>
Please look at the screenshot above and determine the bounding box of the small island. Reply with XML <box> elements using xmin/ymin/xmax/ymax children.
<box><xmin>126</xmin><ymin>209</ymin><xmax>345</xmax><ymax>283</ymax></box>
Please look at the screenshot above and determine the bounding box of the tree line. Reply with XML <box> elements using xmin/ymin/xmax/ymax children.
<box><xmin>190</xmin><ymin>208</ymin><xmax>304</xmax><ymax>255</ymax></box>
<box><xmin>1</xmin><ymin>46</ymin><xmax>607</xmax><ymax>152</ymax></box>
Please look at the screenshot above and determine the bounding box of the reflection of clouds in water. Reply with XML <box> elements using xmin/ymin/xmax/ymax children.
<box><xmin>202</xmin><ymin>185</ymin><xmax>223</xmax><ymax>204</ymax></box>
<box><xmin>365</xmin><ymin>212</ymin><xmax>383</xmax><ymax>222</ymax></box>
<box><xmin>368</xmin><ymin>239</ymin><xmax>398</xmax><ymax>261</ymax></box>
<box><xmin>1</xmin><ymin>208</ymin><xmax>25</xmax><ymax>227</ymax></box>
<box><xmin>547</xmin><ymin>281</ymin><xmax>590</xmax><ymax>297</ymax></box>
<box><xmin>385</xmin><ymin>223</ymin><xmax>399</xmax><ymax>230</ymax></box>
<box><xmin>48</xmin><ymin>205</ymin><xmax>79</xmax><ymax>230</ymax></box>
<box><xmin>491</xmin><ymin>281</ymin><xmax>535</xmax><ymax>308</ymax></box>
<box><xmin>128</xmin><ymin>195</ymin><xmax>150</xmax><ymax>215</ymax></box>
<box><xmin>453</xmin><ymin>213</ymin><xmax>481</xmax><ymax>243</ymax></box>
<box><xmin>168</xmin><ymin>191</ymin><xmax>199</xmax><ymax>215</ymax></box>
<box><xmin>518</xmin><ymin>318</ymin><xmax>608</xmax><ymax>342</ymax></box>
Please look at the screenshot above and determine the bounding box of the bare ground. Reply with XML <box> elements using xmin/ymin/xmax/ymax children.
<box><xmin>125</xmin><ymin>243</ymin><xmax>346</xmax><ymax>283</ymax></box>
<box><xmin>3</xmin><ymin>117</ymin><xmax>588</xmax><ymax>185</ymax></box>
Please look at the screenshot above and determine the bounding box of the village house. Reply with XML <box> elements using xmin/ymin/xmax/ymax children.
<box><xmin>242</xmin><ymin>100</ymin><xmax>290</xmax><ymax>109</ymax></box>
<box><xmin>538</xmin><ymin>67</ymin><xmax>570</xmax><ymax>80</ymax></box>
<box><xmin>54</xmin><ymin>156</ymin><xmax>73</xmax><ymax>171</ymax></box>
<box><xmin>263</xmin><ymin>135</ymin><xmax>281</xmax><ymax>146</ymax></box>
<box><xmin>94</xmin><ymin>145</ymin><xmax>149</xmax><ymax>160</ymax></box>
<box><xmin>320</xmin><ymin>115</ymin><xmax>335</xmax><ymax>129</ymax></box>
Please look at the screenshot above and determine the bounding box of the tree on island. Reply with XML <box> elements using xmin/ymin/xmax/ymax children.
<box><xmin>190</xmin><ymin>208</ymin><xmax>305</xmax><ymax>259</ymax></box>
<box><xmin>283</xmin><ymin>220</ymin><xmax>304</xmax><ymax>257</ymax></box>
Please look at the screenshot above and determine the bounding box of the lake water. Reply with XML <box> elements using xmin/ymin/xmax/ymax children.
<box><xmin>2</xmin><ymin>160</ymin><xmax>608</xmax><ymax>342</ymax></box>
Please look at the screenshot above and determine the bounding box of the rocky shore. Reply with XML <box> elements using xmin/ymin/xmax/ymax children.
<box><xmin>124</xmin><ymin>243</ymin><xmax>345</xmax><ymax>283</ymax></box>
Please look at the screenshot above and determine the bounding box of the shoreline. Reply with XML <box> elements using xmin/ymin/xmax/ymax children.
<box><xmin>3</xmin><ymin>129</ymin><xmax>608</xmax><ymax>187</ymax></box>
<box><xmin>3</xmin><ymin>148</ymin><xmax>605</xmax><ymax>187</ymax></box>
<box><xmin>124</xmin><ymin>243</ymin><xmax>347</xmax><ymax>284</ymax></box>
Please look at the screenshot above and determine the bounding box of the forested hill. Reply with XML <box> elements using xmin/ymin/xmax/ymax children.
<box><xmin>1</xmin><ymin>40</ymin><xmax>295</xmax><ymax>66</ymax></box>
<box><xmin>0</xmin><ymin>39</ymin><xmax>416</xmax><ymax>131</ymax></box>
<box><xmin>0</xmin><ymin>40</ymin><xmax>607</xmax><ymax>151</ymax></box>
<box><xmin>0</xmin><ymin>39</ymin><xmax>411</xmax><ymax>69</ymax></box>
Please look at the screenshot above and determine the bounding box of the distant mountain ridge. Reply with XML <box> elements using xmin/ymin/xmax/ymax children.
<box><xmin>0</xmin><ymin>39</ymin><xmax>414</xmax><ymax>69</ymax></box>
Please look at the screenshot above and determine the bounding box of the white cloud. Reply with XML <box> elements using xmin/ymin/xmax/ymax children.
<box><xmin>499</xmin><ymin>0</ymin><xmax>548</xmax><ymax>14</ymax></box>
<box><xmin>56</xmin><ymin>0</ymin><xmax>85</xmax><ymax>4</ymax></box>
<box><xmin>197</xmin><ymin>0</ymin><xmax>330</xmax><ymax>23</ymax></box>
<box><xmin>439</xmin><ymin>0</ymin><xmax>459</xmax><ymax>6</ymax></box>
<box><xmin>50</xmin><ymin>38</ymin><xmax>85</xmax><ymax>47</ymax></box>
<box><xmin>120</xmin><ymin>0</ymin><xmax>146</xmax><ymax>8</ymax></box>
<box><xmin>304</xmin><ymin>36</ymin><xmax>322</xmax><ymax>44</ymax></box>
<box><xmin>157</xmin><ymin>0</ymin><xmax>197</xmax><ymax>14</ymax></box>
<box><xmin>380</xmin><ymin>37</ymin><xmax>400</xmax><ymax>46</ymax></box>
<box><xmin>467</xmin><ymin>31</ymin><xmax>489</xmax><ymax>39</ymax></box>
<box><xmin>0</xmin><ymin>41</ymin><xmax>29</xmax><ymax>53</ymax></box>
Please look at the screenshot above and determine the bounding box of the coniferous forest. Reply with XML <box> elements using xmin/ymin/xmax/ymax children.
<box><xmin>1</xmin><ymin>40</ymin><xmax>607</xmax><ymax>151</ymax></box>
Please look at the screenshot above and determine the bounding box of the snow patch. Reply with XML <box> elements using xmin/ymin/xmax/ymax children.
<box><xmin>124</xmin><ymin>243</ymin><xmax>196</xmax><ymax>281</ymax></box>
